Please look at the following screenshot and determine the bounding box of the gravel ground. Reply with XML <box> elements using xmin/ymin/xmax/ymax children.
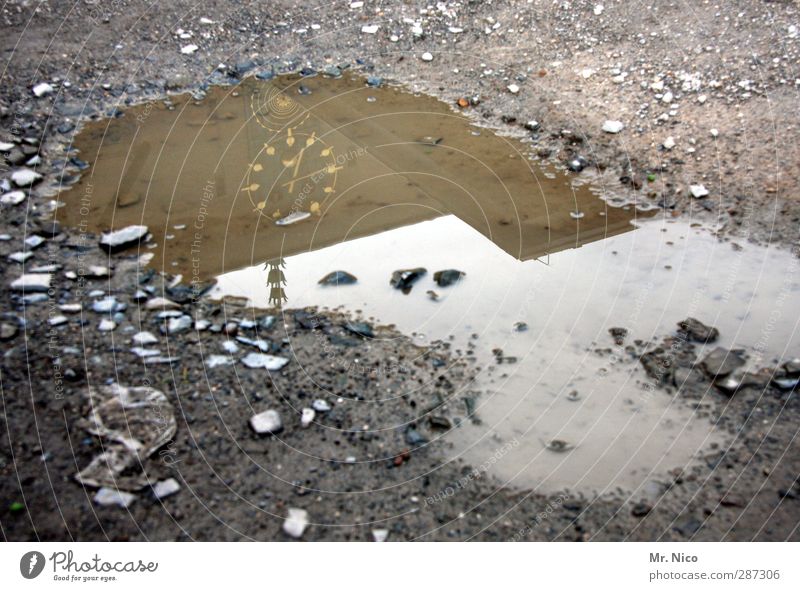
<box><xmin>1</xmin><ymin>0</ymin><xmax>799</xmax><ymax>541</ymax></box>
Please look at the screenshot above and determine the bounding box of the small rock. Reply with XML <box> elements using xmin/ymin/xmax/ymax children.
<box><xmin>301</xmin><ymin>408</ymin><xmax>315</xmax><ymax>427</ymax></box>
<box><xmin>274</xmin><ymin>211</ymin><xmax>310</xmax><ymax>226</ymax></box>
<box><xmin>11</xmin><ymin>169</ymin><xmax>42</xmax><ymax>187</ymax></box>
<box><xmin>132</xmin><ymin>331</ymin><xmax>158</xmax><ymax>345</ymax></box>
<box><xmin>602</xmin><ymin>120</ymin><xmax>624</xmax><ymax>134</ymax></box>
<box><xmin>1</xmin><ymin>322</ymin><xmax>19</xmax><ymax>341</ymax></box>
<box><xmin>145</xmin><ymin>297</ymin><xmax>181</xmax><ymax>310</ymax></box>
<box><xmin>372</xmin><ymin>529</ymin><xmax>389</xmax><ymax>542</ymax></box>
<box><xmin>48</xmin><ymin>316</ymin><xmax>68</xmax><ymax>327</ymax></box>
<box><xmin>662</xmin><ymin>136</ymin><xmax>676</xmax><ymax>150</ymax></box>
<box><xmin>689</xmin><ymin>184</ymin><xmax>709</xmax><ymax>199</ymax></box>
<box><xmin>678</xmin><ymin>318</ymin><xmax>719</xmax><ymax>343</ymax></box>
<box><xmin>32</xmin><ymin>82</ymin><xmax>54</xmax><ymax>97</ymax></box>
<box><xmin>241</xmin><ymin>352</ymin><xmax>290</xmax><ymax>370</ymax></box>
<box><xmin>318</xmin><ymin>271</ymin><xmax>357</xmax><ymax>286</ymax></box>
<box><xmin>250</xmin><ymin>409</ymin><xmax>283</xmax><ymax>435</ymax></box>
<box><xmin>98</xmin><ymin>319</ymin><xmax>116</xmax><ymax>332</ymax></box>
<box><xmin>390</xmin><ymin>267</ymin><xmax>426</xmax><ymax>294</ymax></box>
<box><xmin>180</xmin><ymin>44</ymin><xmax>199</xmax><ymax>54</ymax></box>
<box><xmin>93</xmin><ymin>487</ymin><xmax>136</xmax><ymax>508</ymax></box>
<box><xmin>344</xmin><ymin>321</ymin><xmax>374</xmax><ymax>338</ymax></box>
<box><xmin>421</xmin><ymin>52</ymin><xmax>433</xmax><ymax>62</ymax></box>
<box><xmin>162</xmin><ymin>315</ymin><xmax>192</xmax><ymax>334</ymax></box>
<box><xmin>507</xmin><ymin>84</ymin><xmax>520</xmax><ymax>94</ymax></box>
<box><xmin>700</xmin><ymin>347</ymin><xmax>746</xmax><ymax>378</ymax></box>
<box><xmin>433</xmin><ymin>269</ymin><xmax>465</xmax><ymax>287</ymax></box>
<box><xmin>609</xmin><ymin>327</ymin><xmax>628</xmax><ymax>345</ymax></box>
<box><xmin>0</xmin><ymin>190</ymin><xmax>26</xmax><ymax>205</ymax></box>
<box><xmin>312</xmin><ymin>399</ymin><xmax>331</xmax><ymax>412</ymax></box>
<box><xmin>11</xmin><ymin>274</ymin><xmax>51</xmax><ymax>293</ymax></box>
<box><xmin>152</xmin><ymin>478</ymin><xmax>181</xmax><ymax>500</ymax></box>
<box><xmin>99</xmin><ymin>225</ymin><xmax>149</xmax><ymax>253</ymax></box>
<box><xmin>282</xmin><ymin>508</ymin><xmax>309</xmax><ymax>538</ymax></box>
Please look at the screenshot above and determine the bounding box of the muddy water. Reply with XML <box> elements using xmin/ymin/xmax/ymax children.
<box><xmin>53</xmin><ymin>73</ymin><xmax>777</xmax><ymax>495</ymax></box>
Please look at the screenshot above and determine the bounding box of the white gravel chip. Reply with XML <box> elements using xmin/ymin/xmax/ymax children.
<box><xmin>301</xmin><ymin>407</ymin><xmax>316</xmax><ymax>428</ymax></box>
<box><xmin>250</xmin><ymin>409</ymin><xmax>283</xmax><ymax>435</ymax></box>
<box><xmin>1</xmin><ymin>191</ymin><xmax>26</xmax><ymax>205</ymax></box>
<box><xmin>372</xmin><ymin>528</ymin><xmax>389</xmax><ymax>542</ymax></box>
<box><xmin>180</xmin><ymin>44</ymin><xmax>199</xmax><ymax>54</ymax></box>
<box><xmin>152</xmin><ymin>478</ymin><xmax>181</xmax><ymax>499</ymax></box>
<box><xmin>11</xmin><ymin>274</ymin><xmax>51</xmax><ymax>292</ymax></box>
<box><xmin>507</xmin><ymin>83</ymin><xmax>520</xmax><ymax>94</ymax></box>
<box><xmin>663</xmin><ymin>136</ymin><xmax>676</xmax><ymax>150</ymax></box>
<box><xmin>689</xmin><ymin>184</ymin><xmax>710</xmax><ymax>198</ymax></box>
<box><xmin>282</xmin><ymin>508</ymin><xmax>309</xmax><ymax>538</ymax></box>
<box><xmin>32</xmin><ymin>82</ymin><xmax>54</xmax><ymax>97</ymax></box>
<box><xmin>361</xmin><ymin>24</ymin><xmax>379</xmax><ymax>34</ymax></box>
<box><xmin>11</xmin><ymin>169</ymin><xmax>42</xmax><ymax>187</ymax></box>
<box><xmin>421</xmin><ymin>52</ymin><xmax>434</xmax><ymax>62</ymax></box>
<box><xmin>602</xmin><ymin>120</ymin><xmax>624</xmax><ymax>134</ymax></box>
<box><xmin>94</xmin><ymin>487</ymin><xmax>136</xmax><ymax>508</ymax></box>
<box><xmin>241</xmin><ymin>352</ymin><xmax>290</xmax><ymax>370</ymax></box>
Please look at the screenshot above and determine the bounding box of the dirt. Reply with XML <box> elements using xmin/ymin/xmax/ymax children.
<box><xmin>1</xmin><ymin>0</ymin><xmax>799</xmax><ymax>541</ymax></box>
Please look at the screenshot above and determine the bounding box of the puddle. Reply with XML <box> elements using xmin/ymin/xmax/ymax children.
<box><xmin>53</xmin><ymin>73</ymin><xmax>800</xmax><ymax>495</ymax></box>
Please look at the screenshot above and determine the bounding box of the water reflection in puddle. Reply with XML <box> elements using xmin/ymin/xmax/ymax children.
<box><xmin>213</xmin><ymin>216</ymin><xmax>800</xmax><ymax>492</ymax></box>
<box><xmin>55</xmin><ymin>73</ymin><xmax>800</xmax><ymax>494</ymax></box>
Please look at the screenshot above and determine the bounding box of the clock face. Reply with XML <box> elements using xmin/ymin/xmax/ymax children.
<box><xmin>244</xmin><ymin>130</ymin><xmax>339</xmax><ymax>220</ymax></box>
<box><xmin>245</xmin><ymin>86</ymin><xmax>339</xmax><ymax>220</ymax></box>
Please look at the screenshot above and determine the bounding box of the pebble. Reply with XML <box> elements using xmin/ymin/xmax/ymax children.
<box><xmin>312</xmin><ymin>399</ymin><xmax>331</xmax><ymax>412</ymax></box>
<box><xmin>93</xmin><ymin>487</ymin><xmax>136</xmax><ymax>508</ymax></box>
<box><xmin>152</xmin><ymin>478</ymin><xmax>181</xmax><ymax>500</ymax></box>
<box><xmin>318</xmin><ymin>271</ymin><xmax>357</xmax><ymax>286</ymax></box>
<box><xmin>145</xmin><ymin>297</ymin><xmax>181</xmax><ymax>310</ymax></box>
<box><xmin>8</xmin><ymin>252</ymin><xmax>33</xmax><ymax>263</ymax></box>
<box><xmin>301</xmin><ymin>407</ymin><xmax>315</xmax><ymax>427</ymax></box>
<box><xmin>282</xmin><ymin>508</ymin><xmax>309</xmax><ymax>538</ymax></box>
<box><xmin>58</xmin><ymin>303</ymin><xmax>82</xmax><ymax>313</ymax></box>
<box><xmin>663</xmin><ymin>136</ymin><xmax>676</xmax><ymax>150</ymax></box>
<box><xmin>11</xmin><ymin>169</ymin><xmax>42</xmax><ymax>187</ymax></box>
<box><xmin>99</xmin><ymin>225</ymin><xmax>149</xmax><ymax>252</ymax></box>
<box><xmin>163</xmin><ymin>315</ymin><xmax>192</xmax><ymax>334</ymax></box>
<box><xmin>206</xmin><ymin>354</ymin><xmax>235</xmax><ymax>368</ymax></box>
<box><xmin>0</xmin><ymin>190</ymin><xmax>26</xmax><ymax>205</ymax></box>
<box><xmin>275</xmin><ymin>211</ymin><xmax>311</xmax><ymax>226</ymax></box>
<box><xmin>11</xmin><ymin>274</ymin><xmax>51</xmax><ymax>292</ymax></box>
<box><xmin>241</xmin><ymin>352</ymin><xmax>290</xmax><ymax>370</ymax></box>
<box><xmin>180</xmin><ymin>44</ymin><xmax>199</xmax><ymax>54</ymax></box>
<box><xmin>25</xmin><ymin>235</ymin><xmax>45</xmax><ymax>249</ymax></box>
<box><xmin>131</xmin><ymin>347</ymin><xmax>161</xmax><ymax>358</ymax></box>
<box><xmin>421</xmin><ymin>52</ymin><xmax>434</xmax><ymax>62</ymax></box>
<box><xmin>48</xmin><ymin>316</ymin><xmax>68</xmax><ymax>327</ymax></box>
<box><xmin>602</xmin><ymin>120</ymin><xmax>624</xmax><ymax>133</ymax></box>
<box><xmin>689</xmin><ymin>184</ymin><xmax>709</xmax><ymax>198</ymax></box>
<box><xmin>701</xmin><ymin>347</ymin><xmax>746</xmax><ymax>378</ymax></box>
<box><xmin>361</xmin><ymin>24</ymin><xmax>379</xmax><ymax>34</ymax></box>
<box><xmin>507</xmin><ymin>84</ymin><xmax>520</xmax><ymax>94</ymax></box>
<box><xmin>372</xmin><ymin>529</ymin><xmax>389</xmax><ymax>542</ymax></box>
<box><xmin>250</xmin><ymin>409</ymin><xmax>283</xmax><ymax>435</ymax></box>
<box><xmin>92</xmin><ymin>297</ymin><xmax>121</xmax><ymax>314</ymax></box>
<box><xmin>32</xmin><ymin>82</ymin><xmax>54</xmax><ymax>97</ymax></box>
<box><xmin>132</xmin><ymin>331</ymin><xmax>158</xmax><ymax>345</ymax></box>
<box><xmin>98</xmin><ymin>319</ymin><xmax>116</xmax><ymax>332</ymax></box>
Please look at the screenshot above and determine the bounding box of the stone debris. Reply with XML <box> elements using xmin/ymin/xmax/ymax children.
<box><xmin>152</xmin><ymin>478</ymin><xmax>181</xmax><ymax>500</ymax></box>
<box><xmin>241</xmin><ymin>352</ymin><xmax>290</xmax><ymax>370</ymax></box>
<box><xmin>250</xmin><ymin>409</ymin><xmax>283</xmax><ymax>435</ymax></box>
<box><xmin>99</xmin><ymin>225</ymin><xmax>149</xmax><ymax>253</ymax></box>
<box><xmin>282</xmin><ymin>508</ymin><xmax>309</xmax><ymax>538</ymax></box>
<box><xmin>11</xmin><ymin>169</ymin><xmax>42</xmax><ymax>187</ymax></box>
<box><xmin>678</xmin><ymin>318</ymin><xmax>719</xmax><ymax>343</ymax></box>
<box><xmin>372</xmin><ymin>528</ymin><xmax>389</xmax><ymax>542</ymax></box>
<box><xmin>301</xmin><ymin>407</ymin><xmax>315</xmax><ymax>427</ymax></box>
<box><xmin>93</xmin><ymin>487</ymin><xmax>136</xmax><ymax>508</ymax></box>
<box><xmin>700</xmin><ymin>347</ymin><xmax>746</xmax><ymax>378</ymax></box>
<box><xmin>11</xmin><ymin>274</ymin><xmax>51</xmax><ymax>292</ymax></box>
<box><xmin>689</xmin><ymin>184</ymin><xmax>709</xmax><ymax>199</ymax></box>
<box><xmin>132</xmin><ymin>331</ymin><xmax>159</xmax><ymax>345</ymax></box>
<box><xmin>602</xmin><ymin>120</ymin><xmax>624</xmax><ymax>133</ymax></box>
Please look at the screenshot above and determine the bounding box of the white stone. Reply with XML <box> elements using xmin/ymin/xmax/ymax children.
<box><xmin>131</xmin><ymin>347</ymin><xmax>161</xmax><ymax>358</ymax></box>
<box><xmin>241</xmin><ymin>352</ymin><xmax>289</xmax><ymax>370</ymax></box>
<box><xmin>11</xmin><ymin>169</ymin><xmax>42</xmax><ymax>187</ymax></box>
<box><xmin>11</xmin><ymin>274</ymin><xmax>51</xmax><ymax>292</ymax></box>
<box><xmin>1</xmin><ymin>191</ymin><xmax>26</xmax><ymax>205</ymax></box>
<box><xmin>0</xmin><ymin>141</ymin><xmax>14</xmax><ymax>151</ymax></box>
<box><xmin>274</xmin><ymin>211</ymin><xmax>310</xmax><ymax>226</ymax></box>
<box><xmin>593</xmin><ymin>4</ymin><xmax>604</xmax><ymax>15</ymax></box>
<box><xmin>372</xmin><ymin>529</ymin><xmax>389</xmax><ymax>542</ymax></box>
<box><xmin>689</xmin><ymin>184</ymin><xmax>709</xmax><ymax>198</ymax></box>
<box><xmin>250</xmin><ymin>409</ymin><xmax>283</xmax><ymax>434</ymax></box>
<box><xmin>663</xmin><ymin>136</ymin><xmax>676</xmax><ymax>150</ymax></box>
<box><xmin>8</xmin><ymin>252</ymin><xmax>32</xmax><ymax>263</ymax></box>
<box><xmin>361</xmin><ymin>24</ymin><xmax>379</xmax><ymax>34</ymax></box>
<box><xmin>507</xmin><ymin>84</ymin><xmax>520</xmax><ymax>94</ymax></box>
<box><xmin>602</xmin><ymin>120</ymin><xmax>624</xmax><ymax>134</ymax></box>
<box><xmin>94</xmin><ymin>487</ymin><xmax>136</xmax><ymax>508</ymax></box>
<box><xmin>350</xmin><ymin>1</ymin><xmax>364</xmax><ymax>7</ymax></box>
<box><xmin>145</xmin><ymin>297</ymin><xmax>180</xmax><ymax>310</ymax></box>
<box><xmin>698</xmin><ymin>94</ymin><xmax>707</xmax><ymax>104</ymax></box>
<box><xmin>25</xmin><ymin>235</ymin><xmax>45</xmax><ymax>249</ymax></box>
<box><xmin>301</xmin><ymin>407</ymin><xmax>315</xmax><ymax>428</ymax></box>
<box><xmin>98</xmin><ymin>319</ymin><xmax>116</xmax><ymax>332</ymax></box>
<box><xmin>99</xmin><ymin>225</ymin><xmax>149</xmax><ymax>250</ymax></box>
<box><xmin>206</xmin><ymin>354</ymin><xmax>234</xmax><ymax>368</ymax></box>
<box><xmin>32</xmin><ymin>82</ymin><xmax>54</xmax><ymax>97</ymax></box>
<box><xmin>164</xmin><ymin>315</ymin><xmax>192</xmax><ymax>334</ymax></box>
<box><xmin>421</xmin><ymin>52</ymin><xmax>433</xmax><ymax>62</ymax></box>
<box><xmin>59</xmin><ymin>303</ymin><xmax>82</xmax><ymax>313</ymax></box>
<box><xmin>180</xmin><ymin>44</ymin><xmax>198</xmax><ymax>54</ymax></box>
<box><xmin>49</xmin><ymin>316</ymin><xmax>68</xmax><ymax>326</ymax></box>
<box><xmin>661</xmin><ymin>91</ymin><xmax>674</xmax><ymax>103</ymax></box>
<box><xmin>199</xmin><ymin>17</ymin><xmax>214</xmax><ymax>24</ymax></box>
<box><xmin>710</xmin><ymin>128</ymin><xmax>719</xmax><ymax>137</ymax></box>
<box><xmin>312</xmin><ymin>399</ymin><xmax>331</xmax><ymax>412</ymax></box>
<box><xmin>132</xmin><ymin>331</ymin><xmax>159</xmax><ymax>345</ymax></box>
<box><xmin>152</xmin><ymin>478</ymin><xmax>181</xmax><ymax>499</ymax></box>
<box><xmin>282</xmin><ymin>508</ymin><xmax>309</xmax><ymax>538</ymax></box>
